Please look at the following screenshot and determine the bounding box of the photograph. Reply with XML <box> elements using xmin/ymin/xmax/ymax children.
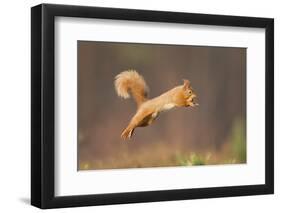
<box><xmin>78</xmin><ymin>41</ymin><xmax>246</xmax><ymax>170</ymax></box>
<box><xmin>30</xmin><ymin>3</ymin><xmax>274</xmax><ymax>209</ymax></box>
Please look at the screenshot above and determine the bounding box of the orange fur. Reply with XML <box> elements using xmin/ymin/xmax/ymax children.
<box><xmin>115</xmin><ymin>70</ymin><xmax>149</xmax><ymax>107</ymax></box>
<box><xmin>114</xmin><ymin>70</ymin><xmax>198</xmax><ymax>140</ymax></box>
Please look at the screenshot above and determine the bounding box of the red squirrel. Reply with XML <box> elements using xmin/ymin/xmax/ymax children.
<box><xmin>115</xmin><ymin>70</ymin><xmax>198</xmax><ymax>140</ymax></box>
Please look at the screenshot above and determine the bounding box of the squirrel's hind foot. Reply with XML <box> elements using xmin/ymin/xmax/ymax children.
<box><xmin>121</xmin><ymin>127</ymin><xmax>134</xmax><ymax>140</ymax></box>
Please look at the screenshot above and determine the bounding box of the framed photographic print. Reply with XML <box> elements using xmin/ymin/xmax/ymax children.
<box><xmin>31</xmin><ymin>3</ymin><xmax>274</xmax><ymax>209</ymax></box>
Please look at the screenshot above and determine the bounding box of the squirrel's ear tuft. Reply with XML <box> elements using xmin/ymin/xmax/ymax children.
<box><xmin>182</xmin><ymin>79</ymin><xmax>190</xmax><ymax>90</ymax></box>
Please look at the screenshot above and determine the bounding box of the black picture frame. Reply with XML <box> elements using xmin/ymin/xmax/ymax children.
<box><xmin>31</xmin><ymin>3</ymin><xmax>274</xmax><ymax>209</ymax></box>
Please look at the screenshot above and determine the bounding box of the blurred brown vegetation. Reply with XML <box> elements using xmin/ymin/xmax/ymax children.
<box><xmin>78</xmin><ymin>41</ymin><xmax>246</xmax><ymax>170</ymax></box>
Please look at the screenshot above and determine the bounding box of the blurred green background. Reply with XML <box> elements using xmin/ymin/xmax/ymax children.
<box><xmin>78</xmin><ymin>41</ymin><xmax>246</xmax><ymax>170</ymax></box>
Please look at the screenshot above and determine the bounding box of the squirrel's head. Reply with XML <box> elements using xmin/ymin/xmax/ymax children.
<box><xmin>182</xmin><ymin>79</ymin><xmax>198</xmax><ymax>107</ymax></box>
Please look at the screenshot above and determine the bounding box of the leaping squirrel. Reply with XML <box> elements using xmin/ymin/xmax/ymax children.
<box><xmin>115</xmin><ymin>70</ymin><xmax>198</xmax><ymax>140</ymax></box>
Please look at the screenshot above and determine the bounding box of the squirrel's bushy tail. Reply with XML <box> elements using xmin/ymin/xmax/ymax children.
<box><xmin>115</xmin><ymin>70</ymin><xmax>149</xmax><ymax>106</ymax></box>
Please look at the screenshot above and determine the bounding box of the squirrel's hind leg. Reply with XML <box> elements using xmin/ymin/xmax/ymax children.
<box><xmin>121</xmin><ymin>126</ymin><xmax>135</xmax><ymax>140</ymax></box>
<box><xmin>120</xmin><ymin>109</ymin><xmax>152</xmax><ymax>140</ymax></box>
